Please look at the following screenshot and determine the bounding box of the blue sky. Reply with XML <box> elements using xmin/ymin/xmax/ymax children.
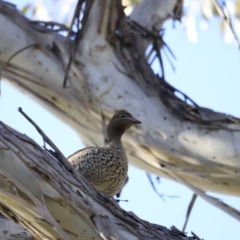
<box><xmin>1</xmin><ymin>1</ymin><xmax>240</xmax><ymax>240</ymax></box>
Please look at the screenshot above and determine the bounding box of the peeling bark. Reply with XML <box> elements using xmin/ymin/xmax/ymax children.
<box><xmin>0</xmin><ymin>215</ymin><xmax>34</xmax><ymax>240</ymax></box>
<box><xmin>0</xmin><ymin>121</ymin><xmax>202</xmax><ymax>240</ymax></box>
<box><xmin>0</xmin><ymin>0</ymin><xmax>240</xmax><ymax>232</ymax></box>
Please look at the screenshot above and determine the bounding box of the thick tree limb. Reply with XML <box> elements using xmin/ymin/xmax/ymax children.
<box><xmin>0</xmin><ymin>0</ymin><xmax>240</xmax><ymax>222</ymax></box>
<box><xmin>0</xmin><ymin>120</ymin><xmax>202</xmax><ymax>240</ymax></box>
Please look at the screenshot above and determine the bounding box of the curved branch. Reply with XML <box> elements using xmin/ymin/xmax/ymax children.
<box><xmin>0</xmin><ymin>121</ymin><xmax>202</xmax><ymax>240</ymax></box>
<box><xmin>0</xmin><ymin>0</ymin><xmax>240</xmax><ymax>222</ymax></box>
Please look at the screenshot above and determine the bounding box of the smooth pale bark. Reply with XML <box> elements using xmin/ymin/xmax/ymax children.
<box><xmin>130</xmin><ymin>0</ymin><xmax>179</xmax><ymax>29</ymax></box>
<box><xmin>0</xmin><ymin>216</ymin><xmax>34</xmax><ymax>239</ymax></box>
<box><xmin>0</xmin><ymin>0</ymin><xmax>240</xmax><ymax>226</ymax></box>
<box><xmin>0</xmin><ymin>121</ymin><xmax>203</xmax><ymax>240</ymax></box>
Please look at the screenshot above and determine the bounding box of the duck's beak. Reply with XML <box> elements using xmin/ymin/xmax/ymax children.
<box><xmin>130</xmin><ymin>117</ymin><xmax>141</xmax><ymax>125</ymax></box>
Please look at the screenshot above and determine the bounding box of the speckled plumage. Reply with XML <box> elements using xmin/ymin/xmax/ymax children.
<box><xmin>68</xmin><ymin>111</ymin><xmax>141</xmax><ymax>196</ymax></box>
<box><xmin>68</xmin><ymin>145</ymin><xmax>128</xmax><ymax>196</ymax></box>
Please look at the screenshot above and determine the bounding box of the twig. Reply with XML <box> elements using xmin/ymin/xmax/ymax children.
<box><xmin>63</xmin><ymin>0</ymin><xmax>83</xmax><ymax>87</ymax></box>
<box><xmin>182</xmin><ymin>193</ymin><xmax>197</xmax><ymax>232</ymax></box>
<box><xmin>67</xmin><ymin>0</ymin><xmax>82</xmax><ymax>39</ymax></box>
<box><xmin>146</xmin><ymin>173</ymin><xmax>179</xmax><ymax>201</ymax></box>
<box><xmin>191</xmin><ymin>231</ymin><xmax>203</xmax><ymax>240</ymax></box>
<box><xmin>63</xmin><ymin>0</ymin><xmax>93</xmax><ymax>88</ymax></box>
<box><xmin>128</xmin><ymin>20</ymin><xmax>176</xmax><ymax>75</ymax></box>
<box><xmin>163</xmin><ymin>47</ymin><xmax>176</xmax><ymax>72</ymax></box>
<box><xmin>18</xmin><ymin>107</ymin><xmax>72</xmax><ymax>172</ymax></box>
<box><xmin>30</xmin><ymin>21</ymin><xmax>71</xmax><ymax>34</ymax></box>
<box><xmin>6</xmin><ymin>43</ymin><xmax>39</xmax><ymax>66</ymax></box>
<box><xmin>212</xmin><ymin>0</ymin><xmax>240</xmax><ymax>50</ymax></box>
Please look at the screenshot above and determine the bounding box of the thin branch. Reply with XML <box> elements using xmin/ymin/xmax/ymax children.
<box><xmin>163</xmin><ymin>47</ymin><xmax>175</xmax><ymax>71</ymax></box>
<box><xmin>64</xmin><ymin>0</ymin><xmax>83</xmax><ymax>87</ymax></box>
<box><xmin>30</xmin><ymin>21</ymin><xmax>71</xmax><ymax>34</ymax></box>
<box><xmin>146</xmin><ymin>173</ymin><xmax>179</xmax><ymax>201</ymax></box>
<box><xmin>63</xmin><ymin>0</ymin><xmax>93</xmax><ymax>88</ymax></box>
<box><xmin>18</xmin><ymin>107</ymin><xmax>72</xmax><ymax>172</ymax></box>
<box><xmin>67</xmin><ymin>0</ymin><xmax>82</xmax><ymax>39</ymax></box>
<box><xmin>168</xmin><ymin>172</ymin><xmax>240</xmax><ymax>222</ymax></box>
<box><xmin>212</xmin><ymin>0</ymin><xmax>240</xmax><ymax>49</ymax></box>
<box><xmin>182</xmin><ymin>193</ymin><xmax>197</xmax><ymax>232</ymax></box>
<box><xmin>6</xmin><ymin>43</ymin><xmax>39</xmax><ymax>66</ymax></box>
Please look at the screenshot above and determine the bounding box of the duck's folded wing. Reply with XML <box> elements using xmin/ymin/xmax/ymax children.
<box><xmin>67</xmin><ymin>147</ymin><xmax>93</xmax><ymax>166</ymax></box>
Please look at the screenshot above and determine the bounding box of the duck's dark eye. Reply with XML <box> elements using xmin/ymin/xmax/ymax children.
<box><xmin>119</xmin><ymin>114</ymin><xmax>126</xmax><ymax>118</ymax></box>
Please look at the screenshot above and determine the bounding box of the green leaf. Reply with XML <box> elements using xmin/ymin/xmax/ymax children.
<box><xmin>21</xmin><ymin>4</ymin><xmax>31</xmax><ymax>15</ymax></box>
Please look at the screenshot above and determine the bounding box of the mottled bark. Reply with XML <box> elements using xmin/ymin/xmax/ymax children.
<box><xmin>0</xmin><ymin>121</ymin><xmax>201</xmax><ymax>239</ymax></box>
<box><xmin>0</xmin><ymin>0</ymin><xmax>240</xmax><ymax>237</ymax></box>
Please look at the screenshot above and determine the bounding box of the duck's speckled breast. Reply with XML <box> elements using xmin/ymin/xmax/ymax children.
<box><xmin>69</xmin><ymin>146</ymin><xmax>128</xmax><ymax>196</ymax></box>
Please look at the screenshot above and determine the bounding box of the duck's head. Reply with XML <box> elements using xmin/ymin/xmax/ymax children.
<box><xmin>107</xmin><ymin>110</ymin><xmax>141</xmax><ymax>143</ymax></box>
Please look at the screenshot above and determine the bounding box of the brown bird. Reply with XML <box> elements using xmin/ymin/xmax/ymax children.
<box><xmin>68</xmin><ymin>111</ymin><xmax>141</xmax><ymax>196</ymax></box>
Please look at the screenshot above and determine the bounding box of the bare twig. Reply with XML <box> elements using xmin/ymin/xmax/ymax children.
<box><xmin>212</xmin><ymin>0</ymin><xmax>240</xmax><ymax>49</ymax></box>
<box><xmin>6</xmin><ymin>43</ymin><xmax>39</xmax><ymax>66</ymax></box>
<box><xmin>63</xmin><ymin>0</ymin><xmax>83</xmax><ymax>87</ymax></box>
<box><xmin>146</xmin><ymin>173</ymin><xmax>179</xmax><ymax>201</ymax></box>
<box><xmin>18</xmin><ymin>107</ymin><xmax>72</xmax><ymax>172</ymax></box>
<box><xmin>182</xmin><ymin>193</ymin><xmax>197</xmax><ymax>232</ymax></box>
<box><xmin>67</xmin><ymin>0</ymin><xmax>82</xmax><ymax>39</ymax></box>
<box><xmin>30</xmin><ymin>21</ymin><xmax>71</xmax><ymax>34</ymax></box>
<box><xmin>63</xmin><ymin>0</ymin><xmax>94</xmax><ymax>88</ymax></box>
<box><xmin>154</xmin><ymin>37</ymin><xmax>165</xmax><ymax>79</ymax></box>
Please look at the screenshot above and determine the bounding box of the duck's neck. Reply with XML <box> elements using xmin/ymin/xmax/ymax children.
<box><xmin>106</xmin><ymin>127</ymin><xmax>125</xmax><ymax>148</ymax></box>
<box><xmin>106</xmin><ymin>138</ymin><xmax>123</xmax><ymax>148</ymax></box>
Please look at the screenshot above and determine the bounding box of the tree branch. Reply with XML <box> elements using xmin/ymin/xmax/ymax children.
<box><xmin>212</xmin><ymin>0</ymin><xmax>240</xmax><ymax>49</ymax></box>
<box><xmin>130</xmin><ymin>0</ymin><xmax>181</xmax><ymax>31</ymax></box>
<box><xmin>0</xmin><ymin>0</ymin><xmax>240</xmax><ymax>222</ymax></box>
<box><xmin>0</xmin><ymin>120</ymin><xmax>202</xmax><ymax>240</ymax></box>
